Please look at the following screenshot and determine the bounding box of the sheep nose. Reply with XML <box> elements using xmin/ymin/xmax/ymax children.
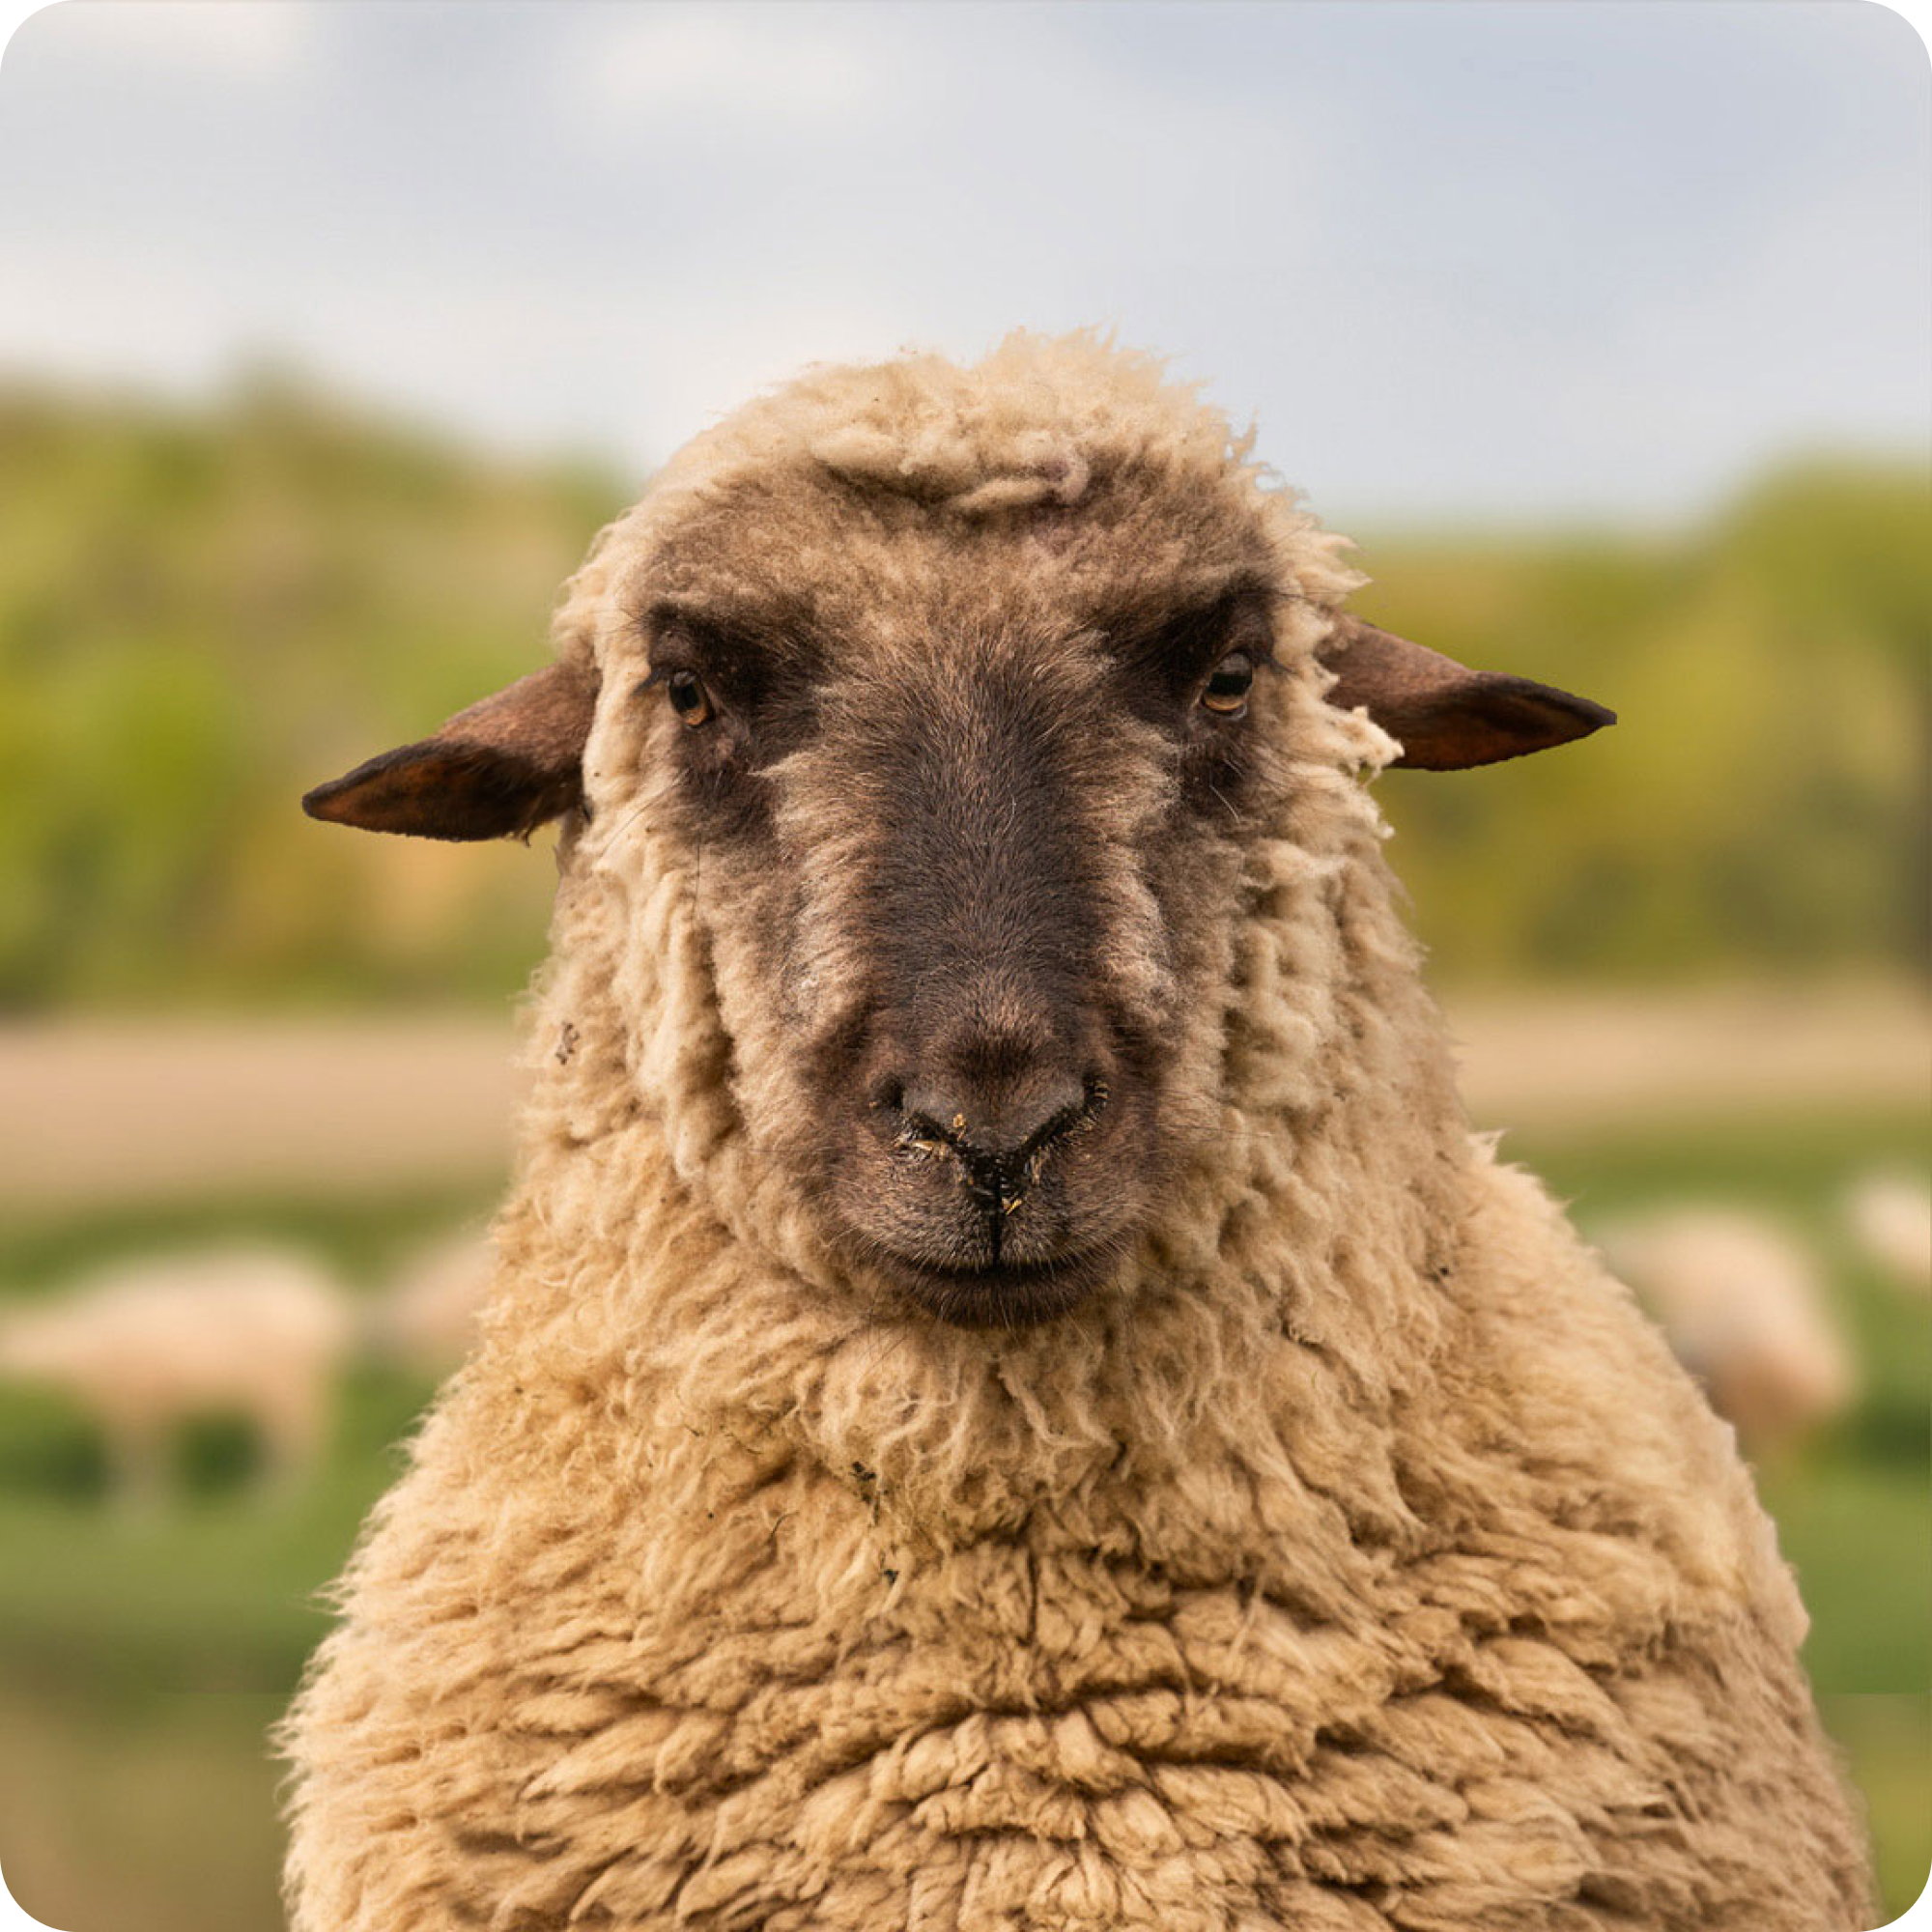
<box><xmin>894</xmin><ymin>1068</ymin><xmax>1098</xmax><ymax>1214</ymax></box>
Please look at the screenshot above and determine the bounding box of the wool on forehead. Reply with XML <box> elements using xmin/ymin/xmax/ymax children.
<box><xmin>683</xmin><ymin>331</ymin><xmax>1238</xmax><ymax>509</ymax></box>
<box><xmin>552</xmin><ymin>332</ymin><xmax>1364</xmax><ymax>677</ymax></box>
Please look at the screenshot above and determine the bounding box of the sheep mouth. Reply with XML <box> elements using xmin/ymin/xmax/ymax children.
<box><xmin>866</xmin><ymin>1248</ymin><xmax>1115</xmax><ymax>1328</ymax></box>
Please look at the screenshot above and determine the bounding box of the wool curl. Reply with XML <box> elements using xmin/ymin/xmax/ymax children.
<box><xmin>280</xmin><ymin>332</ymin><xmax>1872</xmax><ymax>1932</ymax></box>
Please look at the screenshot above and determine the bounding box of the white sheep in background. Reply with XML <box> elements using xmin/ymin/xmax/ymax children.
<box><xmin>1595</xmin><ymin>1207</ymin><xmax>1858</xmax><ymax>1457</ymax></box>
<box><xmin>282</xmin><ymin>334</ymin><xmax>1871</xmax><ymax>1931</ymax></box>
<box><xmin>369</xmin><ymin>1228</ymin><xmax>495</xmax><ymax>1377</ymax></box>
<box><xmin>0</xmin><ymin>1246</ymin><xmax>355</xmax><ymax>1498</ymax></box>
<box><xmin>1843</xmin><ymin>1171</ymin><xmax>1932</xmax><ymax>1295</ymax></box>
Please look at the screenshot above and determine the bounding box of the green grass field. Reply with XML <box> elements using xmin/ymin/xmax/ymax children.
<box><xmin>0</xmin><ymin>1110</ymin><xmax>1924</xmax><ymax>1931</ymax></box>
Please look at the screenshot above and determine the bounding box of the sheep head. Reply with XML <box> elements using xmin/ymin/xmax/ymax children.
<box><xmin>305</xmin><ymin>335</ymin><xmax>1610</xmax><ymax>1328</ymax></box>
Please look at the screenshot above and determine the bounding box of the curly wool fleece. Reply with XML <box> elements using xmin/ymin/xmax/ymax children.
<box><xmin>281</xmin><ymin>337</ymin><xmax>1872</xmax><ymax>1931</ymax></box>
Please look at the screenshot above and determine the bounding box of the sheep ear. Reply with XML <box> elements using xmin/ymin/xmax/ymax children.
<box><xmin>1319</xmin><ymin>616</ymin><xmax>1613</xmax><ymax>770</ymax></box>
<box><xmin>302</xmin><ymin>662</ymin><xmax>598</xmax><ymax>840</ymax></box>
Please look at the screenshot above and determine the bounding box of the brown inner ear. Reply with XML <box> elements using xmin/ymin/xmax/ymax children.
<box><xmin>302</xmin><ymin>661</ymin><xmax>599</xmax><ymax>840</ymax></box>
<box><xmin>1319</xmin><ymin>616</ymin><xmax>1614</xmax><ymax>771</ymax></box>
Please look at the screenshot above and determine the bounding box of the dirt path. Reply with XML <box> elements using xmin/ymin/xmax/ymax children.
<box><xmin>1</xmin><ymin>984</ymin><xmax>1924</xmax><ymax>1211</ymax></box>
<box><xmin>1447</xmin><ymin>981</ymin><xmax>1930</xmax><ymax>1134</ymax></box>
<box><xmin>0</xmin><ymin>1017</ymin><xmax>524</xmax><ymax>1211</ymax></box>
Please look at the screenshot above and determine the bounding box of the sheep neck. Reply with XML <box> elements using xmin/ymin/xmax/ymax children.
<box><xmin>485</xmin><ymin>779</ymin><xmax>1472</xmax><ymax>1573</ymax></box>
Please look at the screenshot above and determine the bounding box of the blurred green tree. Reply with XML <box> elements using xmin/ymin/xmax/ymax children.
<box><xmin>2</xmin><ymin>379</ymin><xmax>1925</xmax><ymax>1008</ymax></box>
<box><xmin>1363</xmin><ymin>461</ymin><xmax>1931</xmax><ymax>983</ymax></box>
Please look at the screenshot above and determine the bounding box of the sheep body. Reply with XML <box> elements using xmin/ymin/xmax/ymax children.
<box><xmin>0</xmin><ymin>1246</ymin><xmax>352</xmax><ymax>1492</ymax></box>
<box><xmin>1596</xmin><ymin>1207</ymin><xmax>1857</xmax><ymax>1455</ymax></box>
<box><xmin>370</xmin><ymin>1228</ymin><xmax>495</xmax><ymax>1376</ymax></box>
<box><xmin>1845</xmin><ymin>1171</ymin><xmax>1932</xmax><ymax>1294</ymax></box>
<box><xmin>282</xmin><ymin>336</ymin><xmax>1871</xmax><ymax>1930</ymax></box>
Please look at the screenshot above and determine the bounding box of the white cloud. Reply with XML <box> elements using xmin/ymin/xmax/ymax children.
<box><xmin>0</xmin><ymin>2</ymin><xmax>1920</xmax><ymax>522</ymax></box>
<box><xmin>26</xmin><ymin>0</ymin><xmax>318</xmax><ymax>82</ymax></box>
<box><xmin>580</xmin><ymin>5</ymin><xmax>882</xmax><ymax>130</ymax></box>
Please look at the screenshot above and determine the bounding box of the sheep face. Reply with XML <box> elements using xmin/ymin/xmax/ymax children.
<box><xmin>303</xmin><ymin>337</ymin><xmax>1611</xmax><ymax>1329</ymax></box>
<box><xmin>615</xmin><ymin>475</ymin><xmax>1290</xmax><ymax>1325</ymax></box>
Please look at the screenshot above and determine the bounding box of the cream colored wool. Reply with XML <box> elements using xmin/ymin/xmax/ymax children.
<box><xmin>281</xmin><ymin>336</ymin><xmax>1872</xmax><ymax>1930</ymax></box>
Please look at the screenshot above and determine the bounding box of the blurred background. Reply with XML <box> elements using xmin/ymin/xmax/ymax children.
<box><xmin>0</xmin><ymin>3</ymin><xmax>1926</xmax><ymax>1926</ymax></box>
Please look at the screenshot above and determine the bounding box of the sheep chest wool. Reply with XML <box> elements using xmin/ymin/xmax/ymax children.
<box><xmin>283</xmin><ymin>336</ymin><xmax>1872</xmax><ymax>1931</ymax></box>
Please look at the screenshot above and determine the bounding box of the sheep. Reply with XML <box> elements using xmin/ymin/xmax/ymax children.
<box><xmin>1593</xmin><ymin>1207</ymin><xmax>1857</xmax><ymax>1458</ymax></box>
<box><xmin>1843</xmin><ymin>1171</ymin><xmax>1932</xmax><ymax>1295</ymax></box>
<box><xmin>281</xmin><ymin>334</ymin><xmax>1873</xmax><ymax>1931</ymax></box>
<box><xmin>369</xmin><ymin>1227</ymin><xmax>496</xmax><ymax>1376</ymax></box>
<box><xmin>0</xmin><ymin>1245</ymin><xmax>354</xmax><ymax>1498</ymax></box>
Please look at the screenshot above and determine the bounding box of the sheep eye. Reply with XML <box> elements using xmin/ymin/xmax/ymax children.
<box><xmin>1201</xmin><ymin>652</ymin><xmax>1254</xmax><ymax>716</ymax></box>
<box><xmin>667</xmin><ymin>670</ymin><xmax>714</xmax><ymax>726</ymax></box>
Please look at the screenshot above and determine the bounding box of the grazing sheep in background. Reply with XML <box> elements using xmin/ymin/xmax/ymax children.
<box><xmin>369</xmin><ymin>1228</ymin><xmax>496</xmax><ymax>1376</ymax></box>
<box><xmin>283</xmin><ymin>335</ymin><xmax>1871</xmax><ymax>1931</ymax></box>
<box><xmin>1844</xmin><ymin>1171</ymin><xmax>1932</xmax><ymax>1295</ymax></box>
<box><xmin>0</xmin><ymin>1246</ymin><xmax>353</xmax><ymax>1497</ymax></box>
<box><xmin>1594</xmin><ymin>1208</ymin><xmax>1857</xmax><ymax>1458</ymax></box>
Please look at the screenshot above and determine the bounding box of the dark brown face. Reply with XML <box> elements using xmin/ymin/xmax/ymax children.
<box><xmin>642</xmin><ymin>567</ymin><xmax>1280</xmax><ymax>1326</ymax></box>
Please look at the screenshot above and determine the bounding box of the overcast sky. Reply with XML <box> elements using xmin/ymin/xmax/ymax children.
<box><xmin>1</xmin><ymin>0</ymin><xmax>1926</xmax><ymax>524</ymax></box>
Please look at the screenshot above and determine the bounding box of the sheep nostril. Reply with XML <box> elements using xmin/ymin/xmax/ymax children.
<box><xmin>902</xmin><ymin>1074</ymin><xmax>1085</xmax><ymax>1160</ymax></box>
<box><xmin>873</xmin><ymin>1078</ymin><xmax>906</xmax><ymax>1116</ymax></box>
<box><xmin>887</xmin><ymin>1069</ymin><xmax>1104</xmax><ymax>1214</ymax></box>
<box><xmin>893</xmin><ymin>1120</ymin><xmax>951</xmax><ymax>1160</ymax></box>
